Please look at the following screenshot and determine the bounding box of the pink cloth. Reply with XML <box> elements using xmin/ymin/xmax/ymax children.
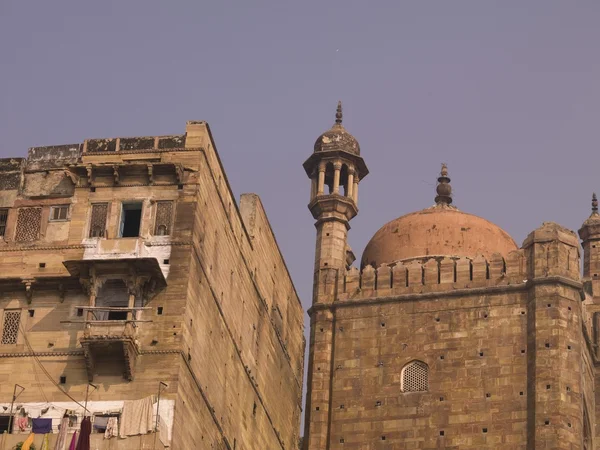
<box><xmin>17</xmin><ymin>416</ymin><xmax>29</xmax><ymax>432</ymax></box>
<box><xmin>68</xmin><ymin>431</ymin><xmax>77</xmax><ymax>450</ymax></box>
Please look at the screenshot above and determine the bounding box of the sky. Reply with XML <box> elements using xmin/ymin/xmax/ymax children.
<box><xmin>2</xmin><ymin>0</ymin><xmax>600</xmax><ymax>431</ymax></box>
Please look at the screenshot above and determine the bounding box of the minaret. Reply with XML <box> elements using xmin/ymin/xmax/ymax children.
<box><xmin>303</xmin><ymin>101</ymin><xmax>369</xmax><ymax>303</ymax></box>
<box><xmin>302</xmin><ymin>102</ymin><xmax>368</xmax><ymax>450</ymax></box>
<box><xmin>579</xmin><ymin>193</ymin><xmax>600</xmax><ymax>291</ymax></box>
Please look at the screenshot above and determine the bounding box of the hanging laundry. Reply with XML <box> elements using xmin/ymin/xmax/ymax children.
<box><xmin>119</xmin><ymin>396</ymin><xmax>154</xmax><ymax>438</ymax></box>
<box><xmin>104</xmin><ymin>417</ymin><xmax>118</xmax><ymax>439</ymax></box>
<box><xmin>75</xmin><ymin>416</ymin><xmax>91</xmax><ymax>450</ymax></box>
<box><xmin>20</xmin><ymin>433</ymin><xmax>35</xmax><ymax>450</ymax></box>
<box><xmin>17</xmin><ymin>416</ymin><xmax>29</xmax><ymax>431</ymax></box>
<box><xmin>40</xmin><ymin>433</ymin><xmax>50</xmax><ymax>450</ymax></box>
<box><xmin>32</xmin><ymin>417</ymin><xmax>53</xmax><ymax>434</ymax></box>
<box><xmin>68</xmin><ymin>431</ymin><xmax>77</xmax><ymax>450</ymax></box>
<box><xmin>54</xmin><ymin>417</ymin><xmax>69</xmax><ymax>450</ymax></box>
<box><xmin>159</xmin><ymin>416</ymin><xmax>171</xmax><ymax>447</ymax></box>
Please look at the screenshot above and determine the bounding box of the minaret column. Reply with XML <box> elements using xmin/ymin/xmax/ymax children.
<box><xmin>317</xmin><ymin>162</ymin><xmax>326</xmax><ymax>195</ymax></box>
<box><xmin>332</xmin><ymin>161</ymin><xmax>342</xmax><ymax>194</ymax></box>
<box><xmin>347</xmin><ymin>168</ymin><xmax>354</xmax><ymax>199</ymax></box>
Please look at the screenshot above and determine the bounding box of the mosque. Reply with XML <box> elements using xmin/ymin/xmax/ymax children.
<box><xmin>302</xmin><ymin>102</ymin><xmax>599</xmax><ymax>449</ymax></box>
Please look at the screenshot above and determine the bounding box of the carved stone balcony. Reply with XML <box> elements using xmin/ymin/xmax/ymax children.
<box><xmin>63</xmin><ymin>306</ymin><xmax>151</xmax><ymax>382</ymax></box>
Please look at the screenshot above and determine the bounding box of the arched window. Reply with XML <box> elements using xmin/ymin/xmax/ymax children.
<box><xmin>401</xmin><ymin>360</ymin><xmax>429</xmax><ymax>392</ymax></box>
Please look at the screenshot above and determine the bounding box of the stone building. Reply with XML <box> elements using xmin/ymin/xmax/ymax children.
<box><xmin>0</xmin><ymin>121</ymin><xmax>305</xmax><ymax>449</ymax></box>
<box><xmin>302</xmin><ymin>103</ymin><xmax>600</xmax><ymax>449</ymax></box>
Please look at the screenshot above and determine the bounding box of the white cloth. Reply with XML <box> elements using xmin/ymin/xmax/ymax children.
<box><xmin>104</xmin><ymin>417</ymin><xmax>118</xmax><ymax>439</ymax></box>
<box><xmin>159</xmin><ymin>416</ymin><xmax>171</xmax><ymax>447</ymax></box>
<box><xmin>119</xmin><ymin>396</ymin><xmax>154</xmax><ymax>438</ymax></box>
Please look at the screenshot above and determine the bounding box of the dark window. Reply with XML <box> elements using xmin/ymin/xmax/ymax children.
<box><xmin>50</xmin><ymin>205</ymin><xmax>69</xmax><ymax>221</ymax></box>
<box><xmin>0</xmin><ymin>415</ymin><xmax>11</xmax><ymax>433</ymax></box>
<box><xmin>0</xmin><ymin>209</ymin><xmax>8</xmax><ymax>237</ymax></box>
<box><xmin>96</xmin><ymin>280</ymin><xmax>129</xmax><ymax>320</ymax></box>
<box><xmin>92</xmin><ymin>414</ymin><xmax>119</xmax><ymax>434</ymax></box>
<box><xmin>119</xmin><ymin>202</ymin><xmax>143</xmax><ymax>238</ymax></box>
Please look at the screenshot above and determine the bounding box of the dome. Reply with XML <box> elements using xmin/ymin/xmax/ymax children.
<box><xmin>360</xmin><ymin>165</ymin><xmax>518</xmax><ymax>268</ymax></box>
<box><xmin>361</xmin><ymin>204</ymin><xmax>518</xmax><ymax>267</ymax></box>
<box><xmin>313</xmin><ymin>101</ymin><xmax>360</xmax><ymax>155</ymax></box>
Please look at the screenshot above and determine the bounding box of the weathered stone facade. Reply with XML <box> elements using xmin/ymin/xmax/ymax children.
<box><xmin>0</xmin><ymin>121</ymin><xmax>305</xmax><ymax>449</ymax></box>
<box><xmin>302</xmin><ymin>104</ymin><xmax>600</xmax><ymax>449</ymax></box>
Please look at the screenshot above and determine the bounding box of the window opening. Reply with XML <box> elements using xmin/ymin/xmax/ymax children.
<box><xmin>89</xmin><ymin>203</ymin><xmax>108</xmax><ymax>238</ymax></box>
<box><xmin>96</xmin><ymin>280</ymin><xmax>129</xmax><ymax>320</ymax></box>
<box><xmin>0</xmin><ymin>415</ymin><xmax>11</xmax><ymax>434</ymax></box>
<box><xmin>50</xmin><ymin>205</ymin><xmax>69</xmax><ymax>221</ymax></box>
<box><xmin>92</xmin><ymin>413</ymin><xmax>120</xmax><ymax>434</ymax></box>
<box><xmin>0</xmin><ymin>208</ymin><xmax>8</xmax><ymax>237</ymax></box>
<box><xmin>119</xmin><ymin>202</ymin><xmax>143</xmax><ymax>238</ymax></box>
<box><xmin>1</xmin><ymin>310</ymin><xmax>21</xmax><ymax>344</ymax></box>
<box><xmin>401</xmin><ymin>360</ymin><xmax>429</xmax><ymax>392</ymax></box>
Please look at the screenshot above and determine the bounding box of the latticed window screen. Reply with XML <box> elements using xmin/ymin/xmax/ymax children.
<box><xmin>0</xmin><ymin>208</ymin><xmax>8</xmax><ymax>237</ymax></box>
<box><xmin>89</xmin><ymin>203</ymin><xmax>108</xmax><ymax>238</ymax></box>
<box><xmin>15</xmin><ymin>207</ymin><xmax>42</xmax><ymax>241</ymax></box>
<box><xmin>154</xmin><ymin>201</ymin><xmax>173</xmax><ymax>236</ymax></box>
<box><xmin>401</xmin><ymin>360</ymin><xmax>429</xmax><ymax>392</ymax></box>
<box><xmin>1</xmin><ymin>310</ymin><xmax>21</xmax><ymax>344</ymax></box>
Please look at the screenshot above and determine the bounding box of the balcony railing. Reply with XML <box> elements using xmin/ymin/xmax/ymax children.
<box><xmin>61</xmin><ymin>306</ymin><xmax>152</xmax><ymax>338</ymax></box>
<box><xmin>61</xmin><ymin>307</ymin><xmax>153</xmax><ymax>381</ymax></box>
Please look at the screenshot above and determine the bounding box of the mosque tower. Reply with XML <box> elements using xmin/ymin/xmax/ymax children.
<box><xmin>302</xmin><ymin>102</ymin><xmax>368</xmax><ymax>448</ymax></box>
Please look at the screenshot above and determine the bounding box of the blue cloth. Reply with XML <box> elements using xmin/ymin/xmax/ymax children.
<box><xmin>32</xmin><ymin>417</ymin><xmax>52</xmax><ymax>434</ymax></box>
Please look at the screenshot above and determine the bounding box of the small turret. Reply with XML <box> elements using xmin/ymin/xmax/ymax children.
<box><xmin>579</xmin><ymin>193</ymin><xmax>600</xmax><ymax>281</ymax></box>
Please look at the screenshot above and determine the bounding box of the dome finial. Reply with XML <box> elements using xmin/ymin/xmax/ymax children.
<box><xmin>592</xmin><ymin>192</ymin><xmax>598</xmax><ymax>215</ymax></box>
<box><xmin>435</xmin><ymin>163</ymin><xmax>452</xmax><ymax>205</ymax></box>
<box><xmin>335</xmin><ymin>101</ymin><xmax>343</xmax><ymax>125</ymax></box>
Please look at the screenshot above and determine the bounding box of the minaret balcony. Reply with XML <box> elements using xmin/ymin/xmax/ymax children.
<box><xmin>308</xmin><ymin>194</ymin><xmax>358</xmax><ymax>223</ymax></box>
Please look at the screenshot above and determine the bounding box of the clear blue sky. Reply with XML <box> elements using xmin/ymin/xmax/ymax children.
<box><xmin>2</xmin><ymin>0</ymin><xmax>600</xmax><ymax>430</ymax></box>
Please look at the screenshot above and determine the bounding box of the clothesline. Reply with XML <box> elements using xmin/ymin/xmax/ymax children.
<box><xmin>0</xmin><ymin>398</ymin><xmax>174</xmax><ymax>447</ymax></box>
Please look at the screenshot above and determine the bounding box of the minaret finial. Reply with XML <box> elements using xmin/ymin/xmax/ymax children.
<box><xmin>335</xmin><ymin>101</ymin><xmax>343</xmax><ymax>125</ymax></box>
<box><xmin>434</xmin><ymin>163</ymin><xmax>452</xmax><ymax>205</ymax></box>
<box><xmin>592</xmin><ymin>192</ymin><xmax>598</xmax><ymax>215</ymax></box>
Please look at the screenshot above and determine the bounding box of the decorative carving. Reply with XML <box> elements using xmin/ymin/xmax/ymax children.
<box><xmin>58</xmin><ymin>283</ymin><xmax>66</xmax><ymax>303</ymax></box>
<box><xmin>89</xmin><ymin>203</ymin><xmax>108</xmax><ymax>238</ymax></box>
<box><xmin>1</xmin><ymin>310</ymin><xmax>21</xmax><ymax>344</ymax></box>
<box><xmin>15</xmin><ymin>208</ymin><xmax>42</xmax><ymax>242</ymax></box>
<box><xmin>113</xmin><ymin>165</ymin><xmax>120</xmax><ymax>185</ymax></box>
<box><xmin>401</xmin><ymin>360</ymin><xmax>429</xmax><ymax>392</ymax></box>
<box><xmin>86</xmin><ymin>164</ymin><xmax>94</xmax><ymax>185</ymax></box>
<box><xmin>22</xmin><ymin>279</ymin><xmax>34</xmax><ymax>304</ymax></box>
<box><xmin>147</xmin><ymin>164</ymin><xmax>154</xmax><ymax>185</ymax></box>
<box><xmin>154</xmin><ymin>201</ymin><xmax>173</xmax><ymax>236</ymax></box>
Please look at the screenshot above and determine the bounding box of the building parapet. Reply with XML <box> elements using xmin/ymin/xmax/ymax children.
<box><xmin>337</xmin><ymin>250</ymin><xmax>530</xmax><ymax>301</ymax></box>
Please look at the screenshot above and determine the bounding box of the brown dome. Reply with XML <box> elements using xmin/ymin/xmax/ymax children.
<box><xmin>361</xmin><ymin>204</ymin><xmax>518</xmax><ymax>267</ymax></box>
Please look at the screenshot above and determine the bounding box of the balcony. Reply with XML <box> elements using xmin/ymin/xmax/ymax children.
<box><xmin>62</xmin><ymin>306</ymin><xmax>151</xmax><ymax>382</ymax></box>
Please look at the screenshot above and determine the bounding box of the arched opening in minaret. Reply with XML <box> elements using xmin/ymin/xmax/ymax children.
<box><xmin>324</xmin><ymin>162</ymin><xmax>334</xmax><ymax>194</ymax></box>
<box><xmin>340</xmin><ymin>164</ymin><xmax>349</xmax><ymax>196</ymax></box>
